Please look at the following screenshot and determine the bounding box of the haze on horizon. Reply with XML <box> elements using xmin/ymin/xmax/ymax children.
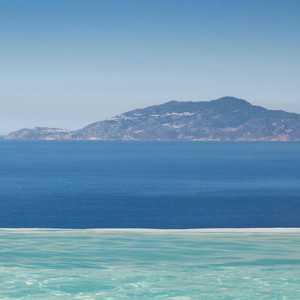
<box><xmin>0</xmin><ymin>0</ymin><xmax>300</xmax><ymax>134</ymax></box>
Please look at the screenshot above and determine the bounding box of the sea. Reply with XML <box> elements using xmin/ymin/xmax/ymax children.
<box><xmin>0</xmin><ymin>141</ymin><xmax>300</xmax><ymax>299</ymax></box>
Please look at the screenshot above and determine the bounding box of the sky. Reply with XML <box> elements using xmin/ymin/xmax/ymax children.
<box><xmin>0</xmin><ymin>0</ymin><xmax>300</xmax><ymax>134</ymax></box>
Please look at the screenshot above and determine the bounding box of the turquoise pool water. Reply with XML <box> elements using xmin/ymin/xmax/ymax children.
<box><xmin>1</xmin><ymin>229</ymin><xmax>300</xmax><ymax>299</ymax></box>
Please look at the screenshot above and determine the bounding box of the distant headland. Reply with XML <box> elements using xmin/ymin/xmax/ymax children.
<box><xmin>6</xmin><ymin>97</ymin><xmax>300</xmax><ymax>141</ymax></box>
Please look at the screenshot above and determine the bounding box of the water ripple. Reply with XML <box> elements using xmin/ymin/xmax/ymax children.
<box><xmin>1</xmin><ymin>230</ymin><xmax>300</xmax><ymax>299</ymax></box>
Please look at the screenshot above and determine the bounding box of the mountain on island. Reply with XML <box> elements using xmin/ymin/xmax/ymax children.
<box><xmin>6</xmin><ymin>97</ymin><xmax>300</xmax><ymax>141</ymax></box>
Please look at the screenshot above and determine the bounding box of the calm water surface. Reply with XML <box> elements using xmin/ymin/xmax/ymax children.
<box><xmin>1</xmin><ymin>141</ymin><xmax>300</xmax><ymax>298</ymax></box>
<box><xmin>0</xmin><ymin>141</ymin><xmax>299</xmax><ymax>228</ymax></box>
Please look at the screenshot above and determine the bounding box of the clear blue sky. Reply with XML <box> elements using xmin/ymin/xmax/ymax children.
<box><xmin>1</xmin><ymin>0</ymin><xmax>300</xmax><ymax>133</ymax></box>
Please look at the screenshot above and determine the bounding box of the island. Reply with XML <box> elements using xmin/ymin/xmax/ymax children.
<box><xmin>6</xmin><ymin>97</ymin><xmax>300</xmax><ymax>141</ymax></box>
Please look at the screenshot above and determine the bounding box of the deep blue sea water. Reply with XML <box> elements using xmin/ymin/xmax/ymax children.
<box><xmin>0</xmin><ymin>141</ymin><xmax>300</xmax><ymax>228</ymax></box>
